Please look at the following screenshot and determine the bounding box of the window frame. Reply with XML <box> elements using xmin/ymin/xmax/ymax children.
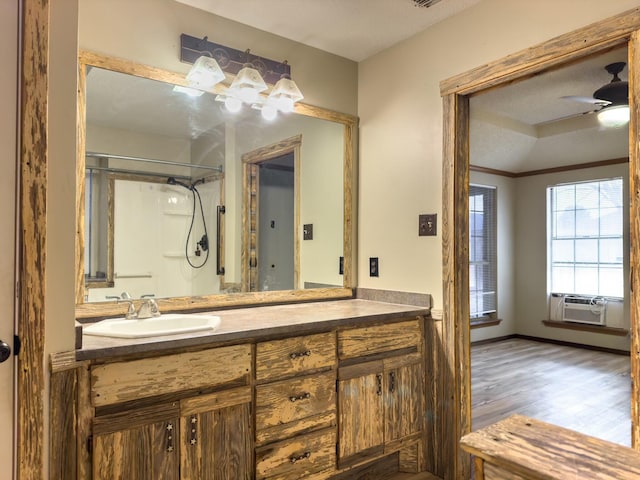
<box><xmin>547</xmin><ymin>176</ymin><xmax>624</xmax><ymax>299</ymax></box>
<box><xmin>469</xmin><ymin>183</ymin><xmax>498</xmax><ymax>319</ymax></box>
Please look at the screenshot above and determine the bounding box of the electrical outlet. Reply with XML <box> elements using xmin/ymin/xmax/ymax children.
<box><xmin>303</xmin><ymin>224</ymin><xmax>313</xmax><ymax>240</ymax></box>
<box><xmin>369</xmin><ymin>257</ymin><xmax>379</xmax><ymax>277</ymax></box>
<box><xmin>419</xmin><ymin>214</ymin><xmax>437</xmax><ymax>236</ymax></box>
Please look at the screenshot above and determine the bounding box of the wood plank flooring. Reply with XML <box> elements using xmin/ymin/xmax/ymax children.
<box><xmin>471</xmin><ymin>338</ymin><xmax>631</xmax><ymax>446</ymax></box>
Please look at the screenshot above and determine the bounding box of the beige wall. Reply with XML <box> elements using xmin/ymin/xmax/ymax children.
<box><xmin>357</xmin><ymin>0</ymin><xmax>640</xmax><ymax>308</ymax></box>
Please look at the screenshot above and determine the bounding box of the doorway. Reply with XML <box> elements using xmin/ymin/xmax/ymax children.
<box><xmin>241</xmin><ymin>135</ymin><xmax>301</xmax><ymax>292</ymax></box>
<box><xmin>257</xmin><ymin>154</ymin><xmax>295</xmax><ymax>291</ymax></box>
<box><xmin>468</xmin><ymin>47</ymin><xmax>631</xmax><ymax>443</ymax></box>
<box><xmin>440</xmin><ymin>12</ymin><xmax>640</xmax><ymax>479</ymax></box>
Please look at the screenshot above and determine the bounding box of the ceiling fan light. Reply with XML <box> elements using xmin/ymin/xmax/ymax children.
<box><xmin>229</xmin><ymin>65</ymin><xmax>267</xmax><ymax>104</ymax></box>
<box><xmin>597</xmin><ymin>105</ymin><xmax>630</xmax><ymax>127</ymax></box>
<box><xmin>185</xmin><ymin>56</ymin><xmax>225</xmax><ymax>91</ymax></box>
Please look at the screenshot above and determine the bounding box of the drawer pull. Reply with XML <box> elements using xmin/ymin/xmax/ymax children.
<box><xmin>289</xmin><ymin>451</ymin><xmax>311</xmax><ymax>463</ymax></box>
<box><xmin>389</xmin><ymin>371</ymin><xmax>396</xmax><ymax>393</ymax></box>
<box><xmin>165</xmin><ymin>422</ymin><xmax>174</xmax><ymax>452</ymax></box>
<box><xmin>289</xmin><ymin>392</ymin><xmax>311</xmax><ymax>402</ymax></box>
<box><xmin>189</xmin><ymin>415</ymin><xmax>198</xmax><ymax>445</ymax></box>
<box><xmin>376</xmin><ymin>373</ymin><xmax>383</xmax><ymax>396</ymax></box>
<box><xmin>289</xmin><ymin>350</ymin><xmax>312</xmax><ymax>360</ymax></box>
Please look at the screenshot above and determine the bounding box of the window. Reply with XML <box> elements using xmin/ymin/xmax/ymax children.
<box><xmin>469</xmin><ymin>185</ymin><xmax>497</xmax><ymax>318</ymax></box>
<box><xmin>548</xmin><ymin>178</ymin><xmax>623</xmax><ymax>298</ymax></box>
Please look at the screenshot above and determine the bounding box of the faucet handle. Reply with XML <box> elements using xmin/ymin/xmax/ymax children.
<box><xmin>121</xmin><ymin>292</ymin><xmax>132</xmax><ymax>300</ymax></box>
<box><xmin>146</xmin><ymin>298</ymin><xmax>160</xmax><ymax>317</ymax></box>
<box><xmin>117</xmin><ymin>299</ymin><xmax>137</xmax><ymax>319</ymax></box>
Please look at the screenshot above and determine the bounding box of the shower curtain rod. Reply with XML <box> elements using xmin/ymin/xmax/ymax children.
<box><xmin>86</xmin><ymin>165</ymin><xmax>192</xmax><ymax>181</ymax></box>
<box><xmin>86</xmin><ymin>151</ymin><xmax>224</xmax><ymax>173</ymax></box>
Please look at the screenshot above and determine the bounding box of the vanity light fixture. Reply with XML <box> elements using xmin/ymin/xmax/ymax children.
<box><xmin>179</xmin><ymin>34</ymin><xmax>304</xmax><ymax>119</ymax></box>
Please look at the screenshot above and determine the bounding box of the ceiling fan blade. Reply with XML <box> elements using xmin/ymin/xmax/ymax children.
<box><xmin>561</xmin><ymin>95</ymin><xmax>611</xmax><ymax>106</ymax></box>
<box><xmin>535</xmin><ymin>108</ymin><xmax>598</xmax><ymax>127</ymax></box>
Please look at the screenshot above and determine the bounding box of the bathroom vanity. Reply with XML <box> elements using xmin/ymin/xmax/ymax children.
<box><xmin>51</xmin><ymin>299</ymin><xmax>440</xmax><ymax>479</ymax></box>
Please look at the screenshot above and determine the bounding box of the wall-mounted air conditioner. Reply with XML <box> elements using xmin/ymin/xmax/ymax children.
<box><xmin>562</xmin><ymin>296</ymin><xmax>605</xmax><ymax>325</ymax></box>
<box><xmin>549</xmin><ymin>294</ymin><xmax>624</xmax><ymax>327</ymax></box>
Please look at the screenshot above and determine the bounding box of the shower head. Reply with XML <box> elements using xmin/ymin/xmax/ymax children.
<box><xmin>167</xmin><ymin>177</ymin><xmax>191</xmax><ymax>189</ymax></box>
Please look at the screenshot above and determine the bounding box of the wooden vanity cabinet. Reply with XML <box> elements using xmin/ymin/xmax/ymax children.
<box><xmin>90</xmin><ymin>345</ymin><xmax>253</xmax><ymax>480</ymax></box>
<box><xmin>255</xmin><ymin>332</ymin><xmax>337</xmax><ymax>480</ymax></box>
<box><xmin>61</xmin><ymin>311</ymin><xmax>430</xmax><ymax>479</ymax></box>
<box><xmin>92</xmin><ymin>402</ymin><xmax>180</xmax><ymax>480</ymax></box>
<box><xmin>336</xmin><ymin>319</ymin><xmax>424</xmax><ymax>469</ymax></box>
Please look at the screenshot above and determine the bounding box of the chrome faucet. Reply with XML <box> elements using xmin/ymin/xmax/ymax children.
<box><xmin>136</xmin><ymin>297</ymin><xmax>160</xmax><ymax>319</ymax></box>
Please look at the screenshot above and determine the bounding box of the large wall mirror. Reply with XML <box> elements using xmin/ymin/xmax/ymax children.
<box><xmin>75</xmin><ymin>51</ymin><xmax>356</xmax><ymax>318</ymax></box>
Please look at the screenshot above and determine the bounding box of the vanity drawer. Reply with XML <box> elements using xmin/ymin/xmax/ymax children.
<box><xmin>91</xmin><ymin>344</ymin><xmax>252</xmax><ymax>407</ymax></box>
<box><xmin>255</xmin><ymin>370</ymin><xmax>336</xmax><ymax>445</ymax></box>
<box><xmin>256</xmin><ymin>332</ymin><xmax>336</xmax><ymax>382</ymax></box>
<box><xmin>337</xmin><ymin>318</ymin><xmax>422</xmax><ymax>360</ymax></box>
<box><xmin>255</xmin><ymin>428</ymin><xmax>336</xmax><ymax>480</ymax></box>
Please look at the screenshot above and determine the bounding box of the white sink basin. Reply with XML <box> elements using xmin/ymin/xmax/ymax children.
<box><xmin>83</xmin><ymin>314</ymin><xmax>221</xmax><ymax>339</ymax></box>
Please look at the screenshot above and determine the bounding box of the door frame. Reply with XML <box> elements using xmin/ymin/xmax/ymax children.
<box><xmin>440</xmin><ymin>7</ymin><xmax>640</xmax><ymax>480</ymax></box>
<box><xmin>16</xmin><ymin>0</ymin><xmax>48</xmax><ymax>478</ymax></box>
<box><xmin>241</xmin><ymin>135</ymin><xmax>301</xmax><ymax>292</ymax></box>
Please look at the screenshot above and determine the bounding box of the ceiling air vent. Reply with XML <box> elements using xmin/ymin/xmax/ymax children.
<box><xmin>412</xmin><ymin>0</ymin><xmax>443</xmax><ymax>7</ymax></box>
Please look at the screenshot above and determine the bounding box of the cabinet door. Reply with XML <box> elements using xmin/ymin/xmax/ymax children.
<box><xmin>92</xmin><ymin>404</ymin><xmax>179</xmax><ymax>480</ymax></box>
<box><xmin>180</xmin><ymin>387</ymin><xmax>253</xmax><ymax>480</ymax></box>
<box><xmin>337</xmin><ymin>362</ymin><xmax>385</xmax><ymax>461</ymax></box>
<box><xmin>384</xmin><ymin>359</ymin><xmax>423</xmax><ymax>444</ymax></box>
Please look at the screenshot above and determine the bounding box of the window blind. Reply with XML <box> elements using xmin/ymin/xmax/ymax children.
<box><xmin>469</xmin><ymin>184</ymin><xmax>497</xmax><ymax>318</ymax></box>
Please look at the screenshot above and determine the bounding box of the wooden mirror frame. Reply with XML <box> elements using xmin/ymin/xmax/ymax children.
<box><xmin>440</xmin><ymin>8</ymin><xmax>640</xmax><ymax>480</ymax></box>
<box><xmin>74</xmin><ymin>51</ymin><xmax>357</xmax><ymax>319</ymax></box>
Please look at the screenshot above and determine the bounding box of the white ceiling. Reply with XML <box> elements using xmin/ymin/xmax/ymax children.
<box><xmin>470</xmin><ymin>47</ymin><xmax>629</xmax><ymax>173</ymax></box>
<box><xmin>175</xmin><ymin>0</ymin><xmax>482</xmax><ymax>61</ymax></box>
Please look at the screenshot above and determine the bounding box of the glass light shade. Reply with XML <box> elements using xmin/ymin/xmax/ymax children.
<box><xmin>229</xmin><ymin>65</ymin><xmax>267</xmax><ymax>104</ymax></box>
<box><xmin>224</xmin><ymin>96</ymin><xmax>242</xmax><ymax>113</ymax></box>
<box><xmin>185</xmin><ymin>56</ymin><xmax>225</xmax><ymax>91</ymax></box>
<box><xmin>268</xmin><ymin>77</ymin><xmax>304</xmax><ymax>112</ymax></box>
<box><xmin>597</xmin><ymin>105</ymin><xmax>630</xmax><ymax>127</ymax></box>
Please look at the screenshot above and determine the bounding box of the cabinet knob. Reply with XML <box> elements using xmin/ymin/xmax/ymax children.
<box><xmin>289</xmin><ymin>392</ymin><xmax>311</xmax><ymax>402</ymax></box>
<box><xmin>289</xmin><ymin>451</ymin><xmax>311</xmax><ymax>463</ymax></box>
<box><xmin>289</xmin><ymin>349</ymin><xmax>311</xmax><ymax>360</ymax></box>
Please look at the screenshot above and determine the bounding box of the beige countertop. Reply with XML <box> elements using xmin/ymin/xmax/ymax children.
<box><xmin>77</xmin><ymin>299</ymin><xmax>430</xmax><ymax>361</ymax></box>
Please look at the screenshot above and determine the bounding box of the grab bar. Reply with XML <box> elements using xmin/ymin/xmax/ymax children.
<box><xmin>216</xmin><ymin>205</ymin><xmax>225</xmax><ymax>275</ymax></box>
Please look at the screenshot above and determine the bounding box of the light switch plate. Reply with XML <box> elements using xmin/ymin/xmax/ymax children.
<box><xmin>419</xmin><ymin>214</ymin><xmax>437</xmax><ymax>236</ymax></box>
<box><xmin>369</xmin><ymin>257</ymin><xmax>379</xmax><ymax>277</ymax></box>
<box><xmin>303</xmin><ymin>224</ymin><xmax>313</xmax><ymax>240</ymax></box>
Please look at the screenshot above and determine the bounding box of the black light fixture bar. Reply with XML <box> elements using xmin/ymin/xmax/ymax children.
<box><xmin>180</xmin><ymin>34</ymin><xmax>290</xmax><ymax>85</ymax></box>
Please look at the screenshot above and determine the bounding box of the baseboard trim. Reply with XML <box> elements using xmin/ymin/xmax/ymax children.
<box><xmin>471</xmin><ymin>333</ymin><xmax>630</xmax><ymax>356</ymax></box>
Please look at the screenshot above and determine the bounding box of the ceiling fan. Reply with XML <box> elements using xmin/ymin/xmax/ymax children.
<box><xmin>561</xmin><ymin>62</ymin><xmax>629</xmax><ymax>126</ymax></box>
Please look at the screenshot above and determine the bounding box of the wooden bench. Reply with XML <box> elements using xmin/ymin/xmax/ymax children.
<box><xmin>460</xmin><ymin>414</ymin><xmax>640</xmax><ymax>479</ymax></box>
